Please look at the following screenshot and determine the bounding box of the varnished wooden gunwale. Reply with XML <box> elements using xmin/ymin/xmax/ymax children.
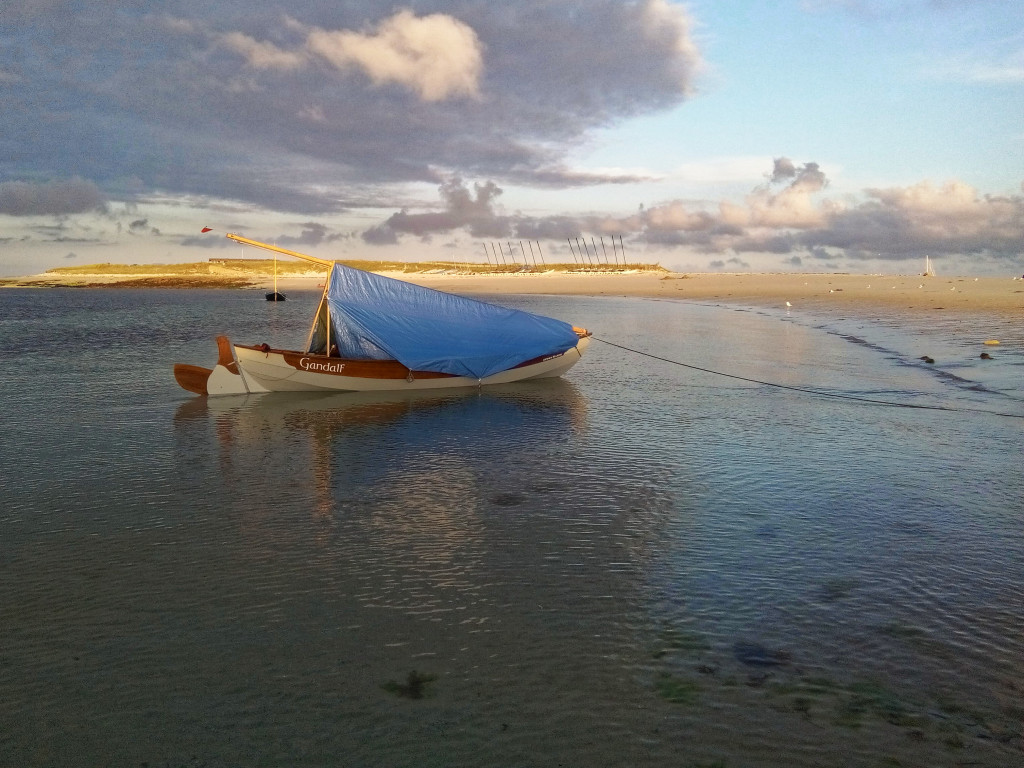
<box><xmin>233</xmin><ymin>341</ymin><xmax>578</xmax><ymax>381</ymax></box>
<box><xmin>236</xmin><ymin>344</ymin><xmax>455</xmax><ymax>380</ymax></box>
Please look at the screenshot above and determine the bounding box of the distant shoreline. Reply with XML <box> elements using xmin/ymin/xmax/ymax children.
<box><xmin>3</xmin><ymin>269</ymin><xmax>1022</xmax><ymax>316</ymax></box>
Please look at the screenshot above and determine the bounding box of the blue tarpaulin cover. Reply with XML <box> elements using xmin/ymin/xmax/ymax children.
<box><xmin>324</xmin><ymin>264</ymin><xmax>580</xmax><ymax>379</ymax></box>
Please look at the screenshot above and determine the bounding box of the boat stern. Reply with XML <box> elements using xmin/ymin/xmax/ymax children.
<box><xmin>174</xmin><ymin>336</ymin><xmax>261</xmax><ymax>396</ymax></box>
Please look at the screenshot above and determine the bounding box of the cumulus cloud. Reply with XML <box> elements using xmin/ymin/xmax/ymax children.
<box><xmin>769</xmin><ymin>157</ymin><xmax>797</xmax><ymax>183</ymax></box>
<box><xmin>306</xmin><ymin>10</ymin><xmax>483</xmax><ymax>101</ymax></box>
<box><xmin>817</xmin><ymin>181</ymin><xmax>1024</xmax><ymax>257</ymax></box>
<box><xmin>366</xmin><ymin>161</ymin><xmax>1021</xmax><ymax>268</ymax></box>
<box><xmin>0</xmin><ymin>178</ymin><xmax>106</xmax><ymax>216</ymax></box>
<box><xmin>363</xmin><ymin>178</ymin><xmax>509</xmax><ymax>243</ymax></box>
<box><xmin>645</xmin><ymin>202</ymin><xmax>718</xmax><ymax>233</ymax></box>
<box><xmin>220</xmin><ymin>10</ymin><xmax>484</xmax><ymax>101</ymax></box>
<box><xmin>632</xmin><ymin>162</ymin><xmax>1024</xmax><ymax>263</ymax></box>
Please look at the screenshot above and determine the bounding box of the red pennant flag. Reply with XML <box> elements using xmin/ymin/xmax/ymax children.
<box><xmin>201</xmin><ymin>227</ymin><xmax>213</xmax><ymax>233</ymax></box>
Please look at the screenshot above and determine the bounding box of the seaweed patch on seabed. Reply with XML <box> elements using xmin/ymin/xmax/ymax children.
<box><xmin>647</xmin><ymin>624</ymin><xmax>1024</xmax><ymax>753</ymax></box>
<box><xmin>382</xmin><ymin>670</ymin><xmax>438</xmax><ymax>699</ymax></box>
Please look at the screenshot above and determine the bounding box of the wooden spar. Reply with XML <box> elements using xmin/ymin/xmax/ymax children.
<box><xmin>226</xmin><ymin>233</ymin><xmax>335</xmax><ymax>267</ymax></box>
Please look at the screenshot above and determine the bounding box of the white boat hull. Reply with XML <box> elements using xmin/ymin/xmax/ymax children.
<box><xmin>178</xmin><ymin>335</ymin><xmax>590</xmax><ymax>396</ymax></box>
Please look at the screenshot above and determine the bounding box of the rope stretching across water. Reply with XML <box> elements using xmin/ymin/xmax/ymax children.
<box><xmin>592</xmin><ymin>336</ymin><xmax>1024</xmax><ymax>421</ymax></box>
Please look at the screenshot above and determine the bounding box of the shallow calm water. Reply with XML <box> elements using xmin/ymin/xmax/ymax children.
<box><xmin>1</xmin><ymin>287</ymin><xmax>1022</xmax><ymax>767</ymax></box>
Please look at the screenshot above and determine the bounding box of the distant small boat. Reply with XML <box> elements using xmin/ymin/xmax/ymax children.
<box><xmin>923</xmin><ymin>255</ymin><xmax>936</xmax><ymax>277</ymax></box>
<box><xmin>266</xmin><ymin>244</ymin><xmax>285</xmax><ymax>300</ymax></box>
<box><xmin>175</xmin><ymin>234</ymin><xmax>591</xmax><ymax>396</ymax></box>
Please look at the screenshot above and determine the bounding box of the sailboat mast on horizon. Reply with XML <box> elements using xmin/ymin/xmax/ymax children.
<box><xmin>923</xmin><ymin>255</ymin><xmax>936</xmax><ymax>277</ymax></box>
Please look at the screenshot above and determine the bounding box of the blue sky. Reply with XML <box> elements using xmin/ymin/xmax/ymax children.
<box><xmin>1</xmin><ymin>0</ymin><xmax>1021</xmax><ymax>276</ymax></box>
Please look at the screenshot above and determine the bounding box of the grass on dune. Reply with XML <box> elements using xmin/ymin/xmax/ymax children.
<box><xmin>46</xmin><ymin>258</ymin><xmax>663</xmax><ymax>277</ymax></box>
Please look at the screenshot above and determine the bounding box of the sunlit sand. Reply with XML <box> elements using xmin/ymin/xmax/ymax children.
<box><xmin>5</xmin><ymin>269</ymin><xmax>1021</xmax><ymax>317</ymax></box>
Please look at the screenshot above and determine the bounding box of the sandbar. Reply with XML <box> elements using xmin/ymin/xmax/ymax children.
<box><xmin>391</xmin><ymin>270</ymin><xmax>1024</xmax><ymax>320</ymax></box>
<box><xmin>4</xmin><ymin>269</ymin><xmax>1022</xmax><ymax>317</ymax></box>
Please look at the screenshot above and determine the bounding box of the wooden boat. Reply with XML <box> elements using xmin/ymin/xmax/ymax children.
<box><xmin>174</xmin><ymin>234</ymin><xmax>591</xmax><ymax>396</ymax></box>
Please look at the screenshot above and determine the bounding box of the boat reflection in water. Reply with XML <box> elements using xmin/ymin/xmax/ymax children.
<box><xmin>173</xmin><ymin>379</ymin><xmax>589</xmax><ymax>553</ymax></box>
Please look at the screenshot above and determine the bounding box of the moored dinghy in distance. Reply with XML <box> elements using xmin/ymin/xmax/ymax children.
<box><xmin>174</xmin><ymin>233</ymin><xmax>592</xmax><ymax>396</ymax></box>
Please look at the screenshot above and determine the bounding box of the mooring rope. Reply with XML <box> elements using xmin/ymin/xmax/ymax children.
<box><xmin>592</xmin><ymin>336</ymin><xmax>1024</xmax><ymax>420</ymax></box>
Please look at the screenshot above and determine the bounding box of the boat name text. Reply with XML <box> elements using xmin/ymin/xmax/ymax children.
<box><xmin>299</xmin><ymin>358</ymin><xmax>346</xmax><ymax>374</ymax></box>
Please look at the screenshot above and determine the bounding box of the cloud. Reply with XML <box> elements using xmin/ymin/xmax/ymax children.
<box><xmin>394</xmin><ymin>159</ymin><xmax>1019</xmax><ymax>266</ymax></box>
<box><xmin>275</xmin><ymin>221</ymin><xmax>350</xmax><ymax>247</ymax></box>
<box><xmin>714</xmin><ymin>159</ymin><xmax>833</xmax><ymax>231</ymax></box>
<box><xmin>645</xmin><ymin>202</ymin><xmax>718</xmax><ymax>232</ymax></box>
<box><xmin>636</xmin><ymin>164</ymin><xmax>1024</xmax><ymax>263</ymax></box>
<box><xmin>218</xmin><ymin>31</ymin><xmax>308</xmax><ymax>71</ymax></box>
<box><xmin>334</xmin><ymin>154</ymin><xmax>1024</xmax><ymax>270</ymax></box>
<box><xmin>0</xmin><ymin>1</ymin><xmax>700</xmax><ymax>215</ymax></box>
<box><xmin>0</xmin><ymin>177</ymin><xmax>107</xmax><ymax>217</ymax></box>
<box><xmin>769</xmin><ymin>157</ymin><xmax>797</xmax><ymax>183</ymax></box>
<box><xmin>364</xmin><ymin>178</ymin><xmax>510</xmax><ymax>243</ymax></box>
<box><xmin>220</xmin><ymin>10</ymin><xmax>485</xmax><ymax>101</ymax></box>
<box><xmin>306</xmin><ymin>10</ymin><xmax>483</xmax><ymax>102</ymax></box>
<box><xmin>816</xmin><ymin>180</ymin><xmax>1024</xmax><ymax>257</ymax></box>
<box><xmin>0</xmin><ymin>178</ymin><xmax>106</xmax><ymax>216</ymax></box>
<box><xmin>361</xmin><ymin>223</ymin><xmax>399</xmax><ymax>246</ymax></box>
<box><xmin>127</xmin><ymin>217</ymin><xmax>160</xmax><ymax>236</ymax></box>
<box><xmin>513</xmin><ymin>216</ymin><xmax>586</xmax><ymax>241</ymax></box>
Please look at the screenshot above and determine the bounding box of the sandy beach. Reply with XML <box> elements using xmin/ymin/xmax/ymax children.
<box><xmin>5</xmin><ymin>269</ymin><xmax>1023</xmax><ymax>317</ymax></box>
<box><xmin>400</xmin><ymin>270</ymin><xmax>1024</xmax><ymax>317</ymax></box>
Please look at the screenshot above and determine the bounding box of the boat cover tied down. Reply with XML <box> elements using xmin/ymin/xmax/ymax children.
<box><xmin>320</xmin><ymin>264</ymin><xmax>581</xmax><ymax>379</ymax></box>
